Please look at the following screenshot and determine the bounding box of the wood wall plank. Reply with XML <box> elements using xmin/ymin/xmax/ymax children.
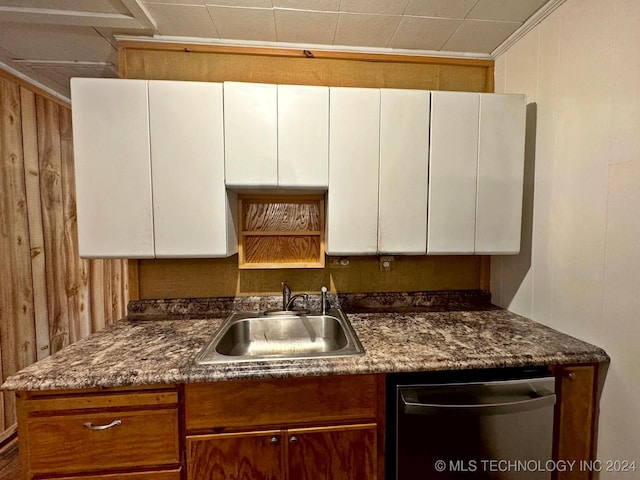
<box><xmin>35</xmin><ymin>96</ymin><xmax>70</xmax><ymax>354</ymax></box>
<box><xmin>0</xmin><ymin>78</ymin><xmax>37</xmax><ymax>427</ymax></box>
<box><xmin>59</xmin><ymin>106</ymin><xmax>91</xmax><ymax>343</ymax></box>
<box><xmin>90</xmin><ymin>260</ymin><xmax>106</xmax><ymax>332</ymax></box>
<box><xmin>19</xmin><ymin>87</ymin><xmax>50</xmax><ymax>361</ymax></box>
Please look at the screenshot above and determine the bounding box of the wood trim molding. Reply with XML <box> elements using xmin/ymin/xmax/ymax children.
<box><xmin>117</xmin><ymin>40</ymin><xmax>495</xmax><ymax>68</ymax></box>
<box><xmin>0</xmin><ymin>66</ymin><xmax>70</xmax><ymax>108</ymax></box>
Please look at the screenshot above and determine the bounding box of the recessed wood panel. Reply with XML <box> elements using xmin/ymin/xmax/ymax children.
<box><xmin>185</xmin><ymin>375</ymin><xmax>377</xmax><ymax>432</ymax></box>
<box><xmin>239</xmin><ymin>196</ymin><xmax>325</xmax><ymax>269</ymax></box>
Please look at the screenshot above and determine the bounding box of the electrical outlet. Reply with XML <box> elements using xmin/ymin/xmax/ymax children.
<box><xmin>379</xmin><ymin>255</ymin><xmax>394</xmax><ymax>272</ymax></box>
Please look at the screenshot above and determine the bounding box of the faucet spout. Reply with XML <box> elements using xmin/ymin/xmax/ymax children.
<box><xmin>286</xmin><ymin>293</ymin><xmax>309</xmax><ymax>312</ymax></box>
<box><xmin>282</xmin><ymin>282</ymin><xmax>292</xmax><ymax>311</ymax></box>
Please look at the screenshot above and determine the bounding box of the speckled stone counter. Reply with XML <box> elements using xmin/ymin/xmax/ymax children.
<box><xmin>2</xmin><ymin>308</ymin><xmax>609</xmax><ymax>391</ymax></box>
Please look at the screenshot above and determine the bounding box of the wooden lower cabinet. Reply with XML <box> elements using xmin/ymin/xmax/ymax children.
<box><xmin>50</xmin><ymin>470</ymin><xmax>182</xmax><ymax>480</ymax></box>
<box><xmin>16</xmin><ymin>387</ymin><xmax>181</xmax><ymax>480</ymax></box>
<box><xmin>186</xmin><ymin>424</ymin><xmax>376</xmax><ymax>480</ymax></box>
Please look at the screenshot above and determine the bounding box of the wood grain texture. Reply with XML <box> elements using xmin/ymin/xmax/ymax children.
<box><xmin>52</xmin><ymin>470</ymin><xmax>181</xmax><ymax>480</ymax></box>
<box><xmin>287</xmin><ymin>424</ymin><xmax>377</xmax><ymax>480</ymax></box>
<box><xmin>0</xmin><ymin>78</ymin><xmax>37</xmax><ymax>430</ymax></box>
<box><xmin>553</xmin><ymin>365</ymin><xmax>596</xmax><ymax>480</ymax></box>
<box><xmin>60</xmin><ymin>105</ymin><xmax>91</xmax><ymax>344</ymax></box>
<box><xmin>239</xmin><ymin>196</ymin><xmax>325</xmax><ymax>269</ymax></box>
<box><xmin>20</xmin><ymin>87</ymin><xmax>50</xmax><ymax>361</ymax></box>
<box><xmin>36</xmin><ymin>95</ymin><xmax>70</xmax><ymax>354</ymax></box>
<box><xmin>187</xmin><ymin>431</ymin><xmax>283</xmax><ymax>480</ymax></box>
<box><xmin>27</xmin><ymin>408</ymin><xmax>180</xmax><ymax>475</ymax></box>
<box><xmin>185</xmin><ymin>375</ymin><xmax>377</xmax><ymax>432</ymax></box>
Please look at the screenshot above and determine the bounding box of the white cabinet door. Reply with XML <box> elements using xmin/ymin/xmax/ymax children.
<box><xmin>224</xmin><ymin>82</ymin><xmax>278</xmax><ymax>187</ymax></box>
<box><xmin>475</xmin><ymin>93</ymin><xmax>526</xmax><ymax>254</ymax></box>
<box><xmin>427</xmin><ymin>91</ymin><xmax>479</xmax><ymax>255</ymax></box>
<box><xmin>149</xmin><ymin>81</ymin><xmax>237</xmax><ymax>258</ymax></box>
<box><xmin>378</xmin><ymin>89</ymin><xmax>430</xmax><ymax>254</ymax></box>
<box><xmin>327</xmin><ymin>87</ymin><xmax>380</xmax><ymax>255</ymax></box>
<box><xmin>278</xmin><ymin>85</ymin><xmax>329</xmax><ymax>188</ymax></box>
<box><xmin>70</xmin><ymin>78</ymin><xmax>154</xmax><ymax>258</ymax></box>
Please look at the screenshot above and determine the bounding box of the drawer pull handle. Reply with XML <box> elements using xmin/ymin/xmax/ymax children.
<box><xmin>83</xmin><ymin>419</ymin><xmax>122</xmax><ymax>431</ymax></box>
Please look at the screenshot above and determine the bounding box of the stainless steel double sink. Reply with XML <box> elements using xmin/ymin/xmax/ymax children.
<box><xmin>195</xmin><ymin>308</ymin><xmax>364</xmax><ymax>365</ymax></box>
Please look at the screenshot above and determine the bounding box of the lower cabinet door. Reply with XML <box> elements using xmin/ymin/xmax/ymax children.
<box><xmin>287</xmin><ymin>424</ymin><xmax>377</xmax><ymax>480</ymax></box>
<box><xmin>186</xmin><ymin>431</ymin><xmax>284</xmax><ymax>480</ymax></box>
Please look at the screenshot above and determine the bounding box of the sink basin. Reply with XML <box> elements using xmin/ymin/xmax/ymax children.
<box><xmin>195</xmin><ymin>308</ymin><xmax>364</xmax><ymax>364</ymax></box>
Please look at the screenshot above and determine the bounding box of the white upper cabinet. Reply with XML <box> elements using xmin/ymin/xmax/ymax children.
<box><xmin>149</xmin><ymin>81</ymin><xmax>237</xmax><ymax>258</ymax></box>
<box><xmin>277</xmin><ymin>84</ymin><xmax>329</xmax><ymax>188</ymax></box>
<box><xmin>71</xmin><ymin>78</ymin><xmax>154</xmax><ymax>258</ymax></box>
<box><xmin>475</xmin><ymin>93</ymin><xmax>526</xmax><ymax>254</ymax></box>
<box><xmin>71</xmin><ymin>78</ymin><xmax>236</xmax><ymax>259</ymax></box>
<box><xmin>224</xmin><ymin>82</ymin><xmax>278</xmax><ymax>188</ymax></box>
<box><xmin>327</xmin><ymin>87</ymin><xmax>380</xmax><ymax>255</ymax></box>
<box><xmin>428</xmin><ymin>91</ymin><xmax>526</xmax><ymax>255</ymax></box>
<box><xmin>224</xmin><ymin>82</ymin><xmax>329</xmax><ymax>189</ymax></box>
<box><xmin>428</xmin><ymin>91</ymin><xmax>479</xmax><ymax>255</ymax></box>
<box><xmin>378</xmin><ymin>89</ymin><xmax>430</xmax><ymax>254</ymax></box>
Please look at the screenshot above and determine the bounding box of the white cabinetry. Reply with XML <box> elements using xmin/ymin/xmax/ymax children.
<box><xmin>278</xmin><ymin>84</ymin><xmax>329</xmax><ymax>188</ymax></box>
<box><xmin>223</xmin><ymin>82</ymin><xmax>278</xmax><ymax>187</ymax></box>
<box><xmin>223</xmin><ymin>82</ymin><xmax>329</xmax><ymax>188</ymax></box>
<box><xmin>71</xmin><ymin>78</ymin><xmax>154</xmax><ymax>258</ymax></box>
<box><xmin>427</xmin><ymin>91</ymin><xmax>525</xmax><ymax>255</ymax></box>
<box><xmin>71</xmin><ymin>78</ymin><xmax>236</xmax><ymax>259</ymax></box>
<box><xmin>326</xmin><ymin>87</ymin><xmax>380</xmax><ymax>255</ymax></box>
<box><xmin>378</xmin><ymin>89</ymin><xmax>430</xmax><ymax>254</ymax></box>
<box><xmin>149</xmin><ymin>80</ymin><xmax>236</xmax><ymax>258</ymax></box>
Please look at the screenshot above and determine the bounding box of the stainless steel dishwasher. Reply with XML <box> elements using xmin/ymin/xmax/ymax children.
<box><xmin>388</xmin><ymin>368</ymin><xmax>556</xmax><ymax>480</ymax></box>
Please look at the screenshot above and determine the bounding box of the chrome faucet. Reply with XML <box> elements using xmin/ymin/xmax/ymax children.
<box><xmin>282</xmin><ymin>282</ymin><xmax>291</xmax><ymax>311</ymax></box>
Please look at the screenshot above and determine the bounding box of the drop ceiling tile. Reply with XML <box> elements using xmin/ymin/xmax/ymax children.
<box><xmin>205</xmin><ymin>0</ymin><xmax>272</xmax><ymax>7</ymax></box>
<box><xmin>0</xmin><ymin>0</ymin><xmax>131</xmax><ymax>14</ymax></box>
<box><xmin>404</xmin><ymin>0</ymin><xmax>478</xmax><ymax>19</ymax></box>
<box><xmin>467</xmin><ymin>0</ymin><xmax>549</xmax><ymax>23</ymax></box>
<box><xmin>442</xmin><ymin>19</ymin><xmax>521</xmax><ymax>54</ymax></box>
<box><xmin>272</xmin><ymin>0</ymin><xmax>340</xmax><ymax>11</ymax></box>
<box><xmin>207</xmin><ymin>6</ymin><xmax>276</xmax><ymax>41</ymax></box>
<box><xmin>339</xmin><ymin>0</ymin><xmax>409</xmax><ymax>15</ymax></box>
<box><xmin>144</xmin><ymin>3</ymin><xmax>218</xmax><ymax>37</ymax></box>
<box><xmin>390</xmin><ymin>16</ymin><xmax>461</xmax><ymax>51</ymax></box>
<box><xmin>334</xmin><ymin>13</ymin><xmax>400</xmax><ymax>48</ymax></box>
<box><xmin>145</xmin><ymin>0</ymin><xmax>205</xmax><ymax>5</ymax></box>
<box><xmin>0</xmin><ymin>23</ymin><xmax>115</xmax><ymax>62</ymax></box>
<box><xmin>274</xmin><ymin>9</ymin><xmax>337</xmax><ymax>44</ymax></box>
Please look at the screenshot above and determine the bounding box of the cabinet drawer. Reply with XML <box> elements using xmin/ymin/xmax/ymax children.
<box><xmin>27</xmin><ymin>408</ymin><xmax>180</xmax><ymax>475</ymax></box>
<box><xmin>51</xmin><ymin>469</ymin><xmax>181</xmax><ymax>480</ymax></box>
<box><xmin>185</xmin><ymin>374</ymin><xmax>378</xmax><ymax>431</ymax></box>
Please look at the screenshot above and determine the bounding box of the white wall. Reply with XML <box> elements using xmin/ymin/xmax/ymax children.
<box><xmin>493</xmin><ymin>0</ymin><xmax>640</xmax><ymax>474</ymax></box>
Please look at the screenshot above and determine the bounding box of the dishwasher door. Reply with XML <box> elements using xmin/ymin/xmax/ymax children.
<box><xmin>395</xmin><ymin>376</ymin><xmax>556</xmax><ymax>480</ymax></box>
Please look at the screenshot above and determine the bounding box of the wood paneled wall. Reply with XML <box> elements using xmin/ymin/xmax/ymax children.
<box><xmin>120</xmin><ymin>43</ymin><xmax>494</xmax><ymax>300</ymax></box>
<box><xmin>0</xmin><ymin>72</ymin><xmax>128</xmax><ymax>432</ymax></box>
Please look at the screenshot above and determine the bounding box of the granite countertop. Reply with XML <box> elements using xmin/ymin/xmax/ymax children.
<box><xmin>2</xmin><ymin>298</ymin><xmax>609</xmax><ymax>391</ymax></box>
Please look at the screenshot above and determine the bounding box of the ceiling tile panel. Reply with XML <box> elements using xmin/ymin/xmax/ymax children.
<box><xmin>0</xmin><ymin>23</ymin><xmax>115</xmax><ymax>62</ymax></box>
<box><xmin>207</xmin><ymin>6</ymin><xmax>277</xmax><ymax>41</ymax></box>
<box><xmin>390</xmin><ymin>16</ymin><xmax>461</xmax><ymax>51</ymax></box>
<box><xmin>274</xmin><ymin>9</ymin><xmax>338</xmax><ymax>44</ymax></box>
<box><xmin>144</xmin><ymin>3</ymin><xmax>218</xmax><ymax>37</ymax></box>
<box><xmin>206</xmin><ymin>0</ymin><xmax>272</xmax><ymax>7</ymax></box>
<box><xmin>144</xmin><ymin>0</ymin><xmax>204</xmax><ymax>5</ymax></box>
<box><xmin>442</xmin><ymin>19</ymin><xmax>521</xmax><ymax>53</ymax></box>
<box><xmin>272</xmin><ymin>0</ymin><xmax>340</xmax><ymax>11</ymax></box>
<box><xmin>0</xmin><ymin>0</ymin><xmax>131</xmax><ymax>14</ymax></box>
<box><xmin>467</xmin><ymin>0</ymin><xmax>549</xmax><ymax>22</ymax></box>
<box><xmin>404</xmin><ymin>0</ymin><xmax>478</xmax><ymax>19</ymax></box>
<box><xmin>334</xmin><ymin>13</ymin><xmax>401</xmax><ymax>48</ymax></box>
<box><xmin>339</xmin><ymin>0</ymin><xmax>410</xmax><ymax>15</ymax></box>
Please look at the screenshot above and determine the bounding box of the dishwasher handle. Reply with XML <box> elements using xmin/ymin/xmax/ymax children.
<box><xmin>401</xmin><ymin>388</ymin><xmax>556</xmax><ymax>416</ymax></box>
